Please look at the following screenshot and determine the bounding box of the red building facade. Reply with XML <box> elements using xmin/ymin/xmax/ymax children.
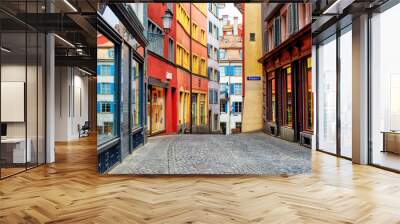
<box><xmin>147</xmin><ymin>3</ymin><xmax>178</xmax><ymax>135</ymax></box>
<box><xmin>259</xmin><ymin>3</ymin><xmax>313</xmax><ymax>147</ymax></box>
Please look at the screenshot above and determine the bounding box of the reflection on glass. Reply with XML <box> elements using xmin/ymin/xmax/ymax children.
<box><xmin>318</xmin><ymin>35</ymin><xmax>337</xmax><ymax>154</ymax></box>
<box><xmin>97</xmin><ymin>33</ymin><xmax>117</xmax><ymax>145</ymax></box>
<box><xmin>131</xmin><ymin>58</ymin><xmax>140</xmax><ymax>130</ymax></box>
<box><xmin>340</xmin><ymin>28</ymin><xmax>352</xmax><ymax>158</ymax></box>
<box><xmin>371</xmin><ymin>4</ymin><xmax>400</xmax><ymax>171</ymax></box>
<box><xmin>285</xmin><ymin>67</ymin><xmax>292</xmax><ymax>126</ymax></box>
<box><xmin>305</xmin><ymin>57</ymin><xmax>313</xmax><ymax>131</ymax></box>
<box><xmin>1</xmin><ymin>31</ymin><xmax>27</xmax><ymax>177</ymax></box>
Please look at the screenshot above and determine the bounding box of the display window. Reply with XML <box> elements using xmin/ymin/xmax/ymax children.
<box><xmin>149</xmin><ymin>86</ymin><xmax>166</xmax><ymax>134</ymax></box>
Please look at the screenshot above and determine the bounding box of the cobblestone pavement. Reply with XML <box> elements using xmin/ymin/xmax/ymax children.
<box><xmin>109</xmin><ymin>133</ymin><xmax>311</xmax><ymax>175</ymax></box>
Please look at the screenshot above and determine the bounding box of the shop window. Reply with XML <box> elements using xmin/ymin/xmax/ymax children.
<box><xmin>200</xmin><ymin>94</ymin><xmax>206</xmax><ymax>125</ymax></box>
<box><xmin>267</xmin><ymin>77</ymin><xmax>277</xmax><ymax>122</ymax></box>
<box><xmin>304</xmin><ymin>57</ymin><xmax>313</xmax><ymax>132</ymax></box>
<box><xmin>149</xmin><ymin>86</ymin><xmax>166</xmax><ymax>134</ymax></box>
<box><xmin>284</xmin><ymin>66</ymin><xmax>293</xmax><ymax>127</ymax></box>
<box><xmin>131</xmin><ymin>57</ymin><xmax>141</xmax><ymax>130</ymax></box>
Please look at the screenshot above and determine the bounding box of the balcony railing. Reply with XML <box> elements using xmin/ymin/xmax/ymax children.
<box><xmin>147</xmin><ymin>32</ymin><xmax>163</xmax><ymax>56</ymax></box>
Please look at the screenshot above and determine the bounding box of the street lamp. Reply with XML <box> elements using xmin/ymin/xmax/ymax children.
<box><xmin>161</xmin><ymin>8</ymin><xmax>173</xmax><ymax>35</ymax></box>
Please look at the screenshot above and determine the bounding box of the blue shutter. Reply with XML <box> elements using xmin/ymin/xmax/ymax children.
<box><xmin>225</xmin><ymin>102</ymin><xmax>228</xmax><ymax>112</ymax></box>
<box><xmin>231</xmin><ymin>102</ymin><xmax>235</xmax><ymax>113</ymax></box>
<box><xmin>110</xmin><ymin>64</ymin><xmax>115</xmax><ymax>76</ymax></box>
<box><xmin>229</xmin><ymin>66</ymin><xmax>234</xmax><ymax>76</ymax></box>
<box><xmin>97</xmin><ymin>83</ymin><xmax>101</xmax><ymax>94</ymax></box>
<box><xmin>230</xmin><ymin>84</ymin><xmax>234</xmax><ymax>95</ymax></box>
<box><xmin>97</xmin><ymin>65</ymin><xmax>101</xmax><ymax>75</ymax></box>
<box><xmin>110</xmin><ymin>84</ymin><xmax>114</xmax><ymax>94</ymax></box>
<box><xmin>110</xmin><ymin>103</ymin><xmax>114</xmax><ymax>113</ymax></box>
<box><xmin>208</xmin><ymin>44</ymin><xmax>211</xmax><ymax>57</ymax></box>
<box><xmin>97</xmin><ymin>102</ymin><xmax>101</xmax><ymax>113</ymax></box>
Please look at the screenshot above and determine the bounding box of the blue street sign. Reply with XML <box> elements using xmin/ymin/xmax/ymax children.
<box><xmin>247</xmin><ymin>76</ymin><xmax>261</xmax><ymax>81</ymax></box>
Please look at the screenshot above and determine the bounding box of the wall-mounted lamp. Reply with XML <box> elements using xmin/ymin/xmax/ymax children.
<box><xmin>161</xmin><ymin>8</ymin><xmax>173</xmax><ymax>35</ymax></box>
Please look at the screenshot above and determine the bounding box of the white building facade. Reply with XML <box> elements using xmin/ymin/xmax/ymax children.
<box><xmin>207</xmin><ymin>3</ymin><xmax>222</xmax><ymax>133</ymax></box>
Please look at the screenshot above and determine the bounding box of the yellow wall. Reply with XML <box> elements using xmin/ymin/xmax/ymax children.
<box><xmin>242</xmin><ymin>3</ymin><xmax>264</xmax><ymax>132</ymax></box>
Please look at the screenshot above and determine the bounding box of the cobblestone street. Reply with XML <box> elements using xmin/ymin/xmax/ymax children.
<box><xmin>109</xmin><ymin>133</ymin><xmax>311</xmax><ymax>175</ymax></box>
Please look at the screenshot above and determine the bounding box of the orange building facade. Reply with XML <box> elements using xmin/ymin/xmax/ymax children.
<box><xmin>175</xmin><ymin>3</ymin><xmax>208</xmax><ymax>132</ymax></box>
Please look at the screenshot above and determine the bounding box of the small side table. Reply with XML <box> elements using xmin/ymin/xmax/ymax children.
<box><xmin>381</xmin><ymin>131</ymin><xmax>400</xmax><ymax>154</ymax></box>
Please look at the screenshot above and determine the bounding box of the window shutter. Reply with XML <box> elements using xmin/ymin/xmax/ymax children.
<box><xmin>110</xmin><ymin>64</ymin><xmax>115</xmax><ymax>75</ymax></box>
<box><xmin>230</xmin><ymin>84</ymin><xmax>234</xmax><ymax>94</ymax></box>
<box><xmin>294</xmin><ymin>4</ymin><xmax>298</xmax><ymax>32</ymax></box>
<box><xmin>97</xmin><ymin>102</ymin><xmax>101</xmax><ymax>113</ymax></box>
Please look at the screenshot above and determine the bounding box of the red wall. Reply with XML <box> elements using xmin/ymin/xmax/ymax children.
<box><xmin>148</xmin><ymin>3</ymin><xmax>178</xmax><ymax>134</ymax></box>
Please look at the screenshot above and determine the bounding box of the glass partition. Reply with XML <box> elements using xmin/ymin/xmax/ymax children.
<box><xmin>339</xmin><ymin>26</ymin><xmax>352</xmax><ymax>158</ymax></box>
<box><xmin>0</xmin><ymin>1</ymin><xmax>46</xmax><ymax>179</ymax></box>
<box><xmin>317</xmin><ymin>35</ymin><xmax>337</xmax><ymax>154</ymax></box>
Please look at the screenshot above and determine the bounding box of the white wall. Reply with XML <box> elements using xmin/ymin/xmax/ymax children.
<box><xmin>55</xmin><ymin>67</ymin><xmax>89</xmax><ymax>141</ymax></box>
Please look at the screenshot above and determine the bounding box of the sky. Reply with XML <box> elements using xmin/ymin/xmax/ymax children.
<box><xmin>219</xmin><ymin>3</ymin><xmax>242</xmax><ymax>24</ymax></box>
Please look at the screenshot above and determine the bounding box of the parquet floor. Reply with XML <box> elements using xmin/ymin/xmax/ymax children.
<box><xmin>1</xmin><ymin>135</ymin><xmax>400</xmax><ymax>223</ymax></box>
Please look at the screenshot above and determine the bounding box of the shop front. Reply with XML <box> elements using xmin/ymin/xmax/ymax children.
<box><xmin>260</xmin><ymin>24</ymin><xmax>312</xmax><ymax>146</ymax></box>
<box><xmin>97</xmin><ymin>4</ymin><xmax>147</xmax><ymax>173</ymax></box>
<box><xmin>147</xmin><ymin>79</ymin><xmax>168</xmax><ymax>135</ymax></box>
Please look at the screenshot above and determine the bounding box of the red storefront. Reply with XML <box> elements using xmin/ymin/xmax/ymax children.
<box><xmin>147</xmin><ymin>3</ymin><xmax>178</xmax><ymax>135</ymax></box>
<box><xmin>259</xmin><ymin>3</ymin><xmax>313</xmax><ymax>147</ymax></box>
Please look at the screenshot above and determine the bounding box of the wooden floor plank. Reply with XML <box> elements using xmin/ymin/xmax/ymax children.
<box><xmin>0</xmin><ymin>135</ymin><xmax>400</xmax><ymax>223</ymax></box>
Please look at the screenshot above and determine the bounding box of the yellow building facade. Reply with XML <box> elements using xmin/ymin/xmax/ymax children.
<box><xmin>242</xmin><ymin>4</ymin><xmax>264</xmax><ymax>132</ymax></box>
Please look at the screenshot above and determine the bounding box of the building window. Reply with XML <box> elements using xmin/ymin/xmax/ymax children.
<box><xmin>201</xmin><ymin>29</ymin><xmax>206</xmax><ymax>45</ymax></box>
<box><xmin>209</xmin><ymin>21</ymin><xmax>212</xmax><ymax>33</ymax></box>
<box><xmin>219</xmin><ymin>49</ymin><xmax>226</xmax><ymax>60</ymax></box>
<box><xmin>220</xmin><ymin>100</ymin><xmax>227</xmax><ymax>113</ymax></box>
<box><xmin>214</xmin><ymin>89</ymin><xmax>218</xmax><ymax>105</ymax></box>
<box><xmin>100</xmin><ymin>102</ymin><xmax>111</xmax><ymax>113</ymax></box>
<box><xmin>147</xmin><ymin>20</ymin><xmax>163</xmax><ymax>56</ymax></box>
<box><xmin>287</xmin><ymin>3</ymin><xmax>299</xmax><ymax>36</ymax></box>
<box><xmin>168</xmin><ymin>38</ymin><xmax>174</xmax><ymax>62</ymax></box>
<box><xmin>233</xmin><ymin>83</ymin><xmax>242</xmax><ymax>95</ymax></box>
<box><xmin>273</xmin><ymin>16</ymin><xmax>281</xmax><ymax>47</ymax></box>
<box><xmin>250</xmin><ymin>33</ymin><xmax>255</xmax><ymax>41</ymax></box>
<box><xmin>233</xmin><ymin>66</ymin><xmax>242</xmax><ymax>76</ymax></box>
<box><xmin>192</xmin><ymin>22</ymin><xmax>198</xmax><ymax>40</ymax></box>
<box><xmin>232</xmin><ymin>102</ymin><xmax>242</xmax><ymax>113</ymax></box>
<box><xmin>99</xmin><ymin>83</ymin><xmax>112</xmax><ymax>94</ymax></box>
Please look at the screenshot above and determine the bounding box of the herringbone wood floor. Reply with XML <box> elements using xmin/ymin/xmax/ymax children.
<box><xmin>1</xmin><ymin>135</ymin><xmax>400</xmax><ymax>224</ymax></box>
